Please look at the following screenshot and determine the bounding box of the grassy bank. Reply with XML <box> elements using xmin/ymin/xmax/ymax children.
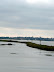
<box><xmin>26</xmin><ymin>42</ymin><xmax>54</xmax><ymax>51</ymax></box>
<box><xmin>0</xmin><ymin>40</ymin><xmax>54</xmax><ymax>51</ymax></box>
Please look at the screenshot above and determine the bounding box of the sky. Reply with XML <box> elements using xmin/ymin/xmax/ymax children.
<box><xmin>0</xmin><ymin>0</ymin><xmax>54</xmax><ymax>37</ymax></box>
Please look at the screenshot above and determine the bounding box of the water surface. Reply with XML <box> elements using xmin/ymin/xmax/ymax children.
<box><xmin>0</xmin><ymin>41</ymin><xmax>54</xmax><ymax>72</ymax></box>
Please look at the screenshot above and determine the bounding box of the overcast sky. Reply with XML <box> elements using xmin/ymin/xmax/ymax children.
<box><xmin>0</xmin><ymin>0</ymin><xmax>54</xmax><ymax>37</ymax></box>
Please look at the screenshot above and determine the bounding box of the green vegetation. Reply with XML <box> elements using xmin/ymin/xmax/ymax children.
<box><xmin>0</xmin><ymin>40</ymin><xmax>9</xmax><ymax>42</ymax></box>
<box><xmin>45</xmin><ymin>54</ymin><xmax>52</xmax><ymax>56</ymax></box>
<box><xmin>26</xmin><ymin>42</ymin><xmax>54</xmax><ymax>51</ymax></box>
<box><xmin>0</xmin><ymin>43</ymin><xmax>12</xmax><ymax>45</ymax></box>
<box><xmin>0</xmin><ymin>40</ymin><xmax>54</xmax><ymax>51</ymax></box>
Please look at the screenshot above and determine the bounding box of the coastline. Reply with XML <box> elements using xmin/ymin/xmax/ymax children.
<box><xmin>0</xmin><ymin>39</ymin><xmax>54</xmax><ymax>51</ymax></box>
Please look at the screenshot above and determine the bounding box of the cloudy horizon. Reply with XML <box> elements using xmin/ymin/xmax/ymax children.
<box><xmin>0</xmin><ymin>0</ymin><xmax>54</xmax><ymax>37</ymax></box>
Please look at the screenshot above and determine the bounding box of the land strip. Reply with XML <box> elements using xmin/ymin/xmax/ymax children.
<box><xmin>0</xmin><ymin>40</ymin><xmax>54</xmax><ymax>51</ymax></box>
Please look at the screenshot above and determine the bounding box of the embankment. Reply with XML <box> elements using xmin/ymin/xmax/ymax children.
<box><xmin>0</xmin><ymin>40</ymin><xmax>54</xmax><ymax>51</ymax></box>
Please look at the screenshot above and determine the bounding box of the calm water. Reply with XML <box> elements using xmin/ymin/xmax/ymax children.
<box><xmin>0</xmin><ymin>41</ymin><xmax>54</xmax><ymax>72</ymax></box>
<box><xmin>18</xmin><ymin>40</ymin><xmax>54</xmax><ymax>46</ymax></box>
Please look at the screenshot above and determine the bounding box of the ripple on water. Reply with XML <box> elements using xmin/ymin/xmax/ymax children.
<box><xmin>10</xmin><ymin>53</ymin><xmax>17</xmax><ymax>54</ymax></box>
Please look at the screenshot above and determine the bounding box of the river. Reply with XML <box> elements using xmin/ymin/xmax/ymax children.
<box><xmin>0</xmin><ymin>41</ymin><xmax>54</xmax><ymax>72</ymax></box>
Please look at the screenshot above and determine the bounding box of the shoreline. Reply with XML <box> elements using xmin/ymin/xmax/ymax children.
<box><xmin>0</xmin><ymin>39</ymin><xmax>54</xmax><ymax>51</ymax></box>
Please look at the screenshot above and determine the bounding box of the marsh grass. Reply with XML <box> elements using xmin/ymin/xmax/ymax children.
<box><xmin>26</xmin><ymin>42</ymin><xmax>54</xmax><ymax>51</ymax></box>
<box><xmin>45</xmin><ymin>54</ymin><xmax>52</xmax><ymax>56</ymax></box>
<box><xmin>0</xmin><ymin>40</ymin><xmax>54</xmax><ymax>51</ymax></box>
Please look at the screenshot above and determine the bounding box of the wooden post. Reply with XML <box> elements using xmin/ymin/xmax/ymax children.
<box><xmin>40</xmin><ymin>40</ymin><xmax>41</xmax><ymax>45</ymax></box>
<box><xmin>40</xmin><ymin>37</ymin><xmax>41</xmax><ymax>54</ymax></box>
<box><xmin>40</xmin><ymin>37</ymin><xmax>41</xmax><ymax>45</ymax></box>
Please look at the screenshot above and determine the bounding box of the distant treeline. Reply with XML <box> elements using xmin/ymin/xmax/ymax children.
<box><xmin>0</xmin><ymin>37</ymin><xmax>54</xmax><ymax>41</ymax></box>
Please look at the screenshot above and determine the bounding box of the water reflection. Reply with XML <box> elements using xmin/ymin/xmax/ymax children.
<box><xmin>0</xmin><ymin>41</ymin><xmax>54</xmax><ymax>72</ymax></box>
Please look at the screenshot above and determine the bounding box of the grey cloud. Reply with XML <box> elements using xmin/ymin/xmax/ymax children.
<box><xmin>0</xmin><ymin>0</ymin><xmax>54</xmax><ymax>30</ymax></box>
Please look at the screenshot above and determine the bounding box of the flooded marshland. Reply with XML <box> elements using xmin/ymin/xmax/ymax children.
<box><xmin>0</xmin><ymin>41</ymin><xmax>54</xmax><ymax>72</ymax></box>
